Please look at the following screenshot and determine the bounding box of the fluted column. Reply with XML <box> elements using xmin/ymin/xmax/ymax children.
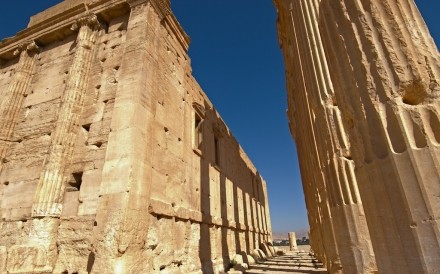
<box><xmin>275</xmin><ymin>0</ymin><xmax>377</xmax><ymax>273</ymax></box>
<box><xmin>316</xmin><ymin>0</ymin><xmax>440</xmax><ymax>273</ymax></box>
<box><xmin>0</xmin><ymin>41</ymin><xmax>39</xmax><ymax>168</ymax></box>
<box><xmin>32</xmin><ymin>14</ymin><xmax>100</xmax><ymax>217</ymax></box>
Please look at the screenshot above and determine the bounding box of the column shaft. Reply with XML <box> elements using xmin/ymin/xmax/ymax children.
<box><xmin>317</xmin><ymin>0</ymin><xmax>440</xmax><ymax>273</ymax></box>
<box><xmin>32</xmin><ymin>15</ymin><xmax>99</xmax><ymax>217</ymax></box>
<box><xmin>0</xmin><ymin>42</ymin><xmax>38</xmax><ymax>167</ymax></box>
<box><xmin>275</xmin><ymin>0</ymin><xmax>377</xmax><ymax>273</ymax></box>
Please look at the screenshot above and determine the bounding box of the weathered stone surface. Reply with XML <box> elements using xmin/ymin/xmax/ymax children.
<box><xmin>239</xmin><ymin>251</ymin><xmax>256</xmax><ymax>266</ymax></box>
<box><xmin>231</xmin><ymin>254</ymin><xmax>244</xmax><ymax>265</ymax></box>
<box><xmin>53</xmin><ymin>217</ymin><xmax>95</xmax><ymax>274</ymax></box>
<box><xmin>0</xmin><ymin>246</ymin><xmax>6</xmax><ymax>274</ymax></box>
<box><xmin>250</xmin><ymin>249</ymin><xmax>264</xmax><ymax>262</ymax></box>
<box><xmin>288</xmin><ymin>232</ymin><xmax>298</xmax><ymax>252</ymax></box>
<box><xmin>233</xmin><ymin>263</ymin><xmax>248</xmax><ymax>272</ymax></box>
<box><xmin>275</xmin><ymin>0</ymin><xmax>440</xmax><ymax>273</ymax></box>
<box><xmin>0</xmin><ymin>1</ymin><xmax>272</xmax><ymax>273</ymax></box>
<box><xmin>275</xmin><ymin>0</ymin><xmax>376</xmax><ymax>272</ymax></box>
<box><xmin>6</xmin><ymin>245</ymin><xmax>51</xmax><ymax>274</ymax></box>
<box><xmin>260</xmin><ymin>243</ymin><xmax>274</xmax><ymax>258</ymax></box>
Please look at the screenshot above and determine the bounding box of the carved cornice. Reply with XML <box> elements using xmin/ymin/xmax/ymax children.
<box><xmin>125</xmin><ymin>0</ymin><xmax>170</xmax><ymax>20</ymax></box>
<box><xmin>151</xmin><ymin>0</ymin><xmax>171</xmax><ymax>20</ymax></box>
<box><xmin>0</xmin><ymin>0</ymin><xmax>189</xmax><ymax>59</ymax></box>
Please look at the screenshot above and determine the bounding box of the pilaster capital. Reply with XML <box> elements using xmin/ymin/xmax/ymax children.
<box><xmin>71</xmin><ymin>13</ymin><xmax>100</xmax><ymax>31</ymax></box>
<box><xmin>13</xmin><ymin>40</ymin><xmax>40</xmax><ymax>56</ymax></box>
<box><xmin>192</xmin><ymin>102</ymin><xmax>206</xmax><ymax>118</ymax></box>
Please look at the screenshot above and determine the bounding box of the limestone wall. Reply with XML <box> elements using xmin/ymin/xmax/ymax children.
<box><xmin>0</xmin><ymin>1</ymin><xmax>272</xmax><ymax>273</ymax></box>
<box><xmin>275</xmin><ymin>0</ymin><xmax>440</xmax><ymax>273</ymax></box>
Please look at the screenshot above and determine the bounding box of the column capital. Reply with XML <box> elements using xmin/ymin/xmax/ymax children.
<box><xmin>13</xmin><ymin>40</ymin><xmax>40</xmax><ymax>56</ymax></box>
<box><xmin>71</xmin><ymin>13</ymin><xmax>100</xmax><ymax>32</ymax></box>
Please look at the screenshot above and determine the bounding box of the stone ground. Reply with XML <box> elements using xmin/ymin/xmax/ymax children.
<box><xmin>246</xmin><ymin>245</ymin><xmax>328</xmax><ymax>274</ymax></box>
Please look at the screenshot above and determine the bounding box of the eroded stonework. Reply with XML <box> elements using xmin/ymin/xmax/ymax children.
<box><xmin>275</xmin><ymin>0</ymin><xmax>440</xmax><ymax>273</ymax></box>
<box><xmin>0</xmin><ymin>1</ymin><xmax>272</xmax><ymax>273</ymax></box>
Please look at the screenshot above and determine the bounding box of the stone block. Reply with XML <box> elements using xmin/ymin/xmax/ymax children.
<box><xmin>53</xmin><ymin>217</ymin><xmax>94</xmax><ymax>274</ymax></box>
<box><xmin>6</xmin><ymin>245</ymin><xmax>52</xmax><ymax>274</ymax></box>
<box><xmin>1</xmin><ymin>180</ymin><xmax>37</xmax><ymax>209</ymax></box>
<box><xmin>78</xmin><ymin>169</ymin><xmax>102</xmax><ymax>204</ymax></box>
<box><xmin>61</xmin><ymin>191</ymin><xmax>79</xmax><ymax>217</ymax></box>
<box><xmin>9</xmin><ymin>207</ymin><xmax>32</xmax><ymax>221</ymax></box>
<box><xmin>231</xmin><ymin>254</ymin><xmax>243</xmax><ymax>265</ymax></box>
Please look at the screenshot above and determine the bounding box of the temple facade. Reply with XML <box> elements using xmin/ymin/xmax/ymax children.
<box><xmin>0</xmin><ymin>1</ymin><xmax>272</xmax><ymax>273</ymax></box>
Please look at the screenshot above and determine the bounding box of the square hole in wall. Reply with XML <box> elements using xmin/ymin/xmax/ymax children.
<box><xmin>67</xmin><ymin>172</ymin><xmax>83</xmax><ymax>192</ymax></box>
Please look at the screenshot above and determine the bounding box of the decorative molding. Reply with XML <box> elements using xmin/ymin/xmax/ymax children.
<box><xmin>151</xmin><ymin>0</ymin><xmax>171</xmax><ymax>20</ymax></box>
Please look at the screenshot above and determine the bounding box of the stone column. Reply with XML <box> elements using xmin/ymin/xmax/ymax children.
<box><xmin>288</xmin><ymin>232</ymin><xmax>298</xmax><ymax>252</ymax></box>
<box><xmin>275</xmin><ymin>0</ymin><xmax>377</xmax><ymax>273</ymax></box>
<box><xmin>315</xmin><ymin>0</ymin><xmax>440</xmax><ymax>273</ymax></box>
<box><xmin>32</xmin><ymin>14</ymin><xmax>100</xmax><ymax>217</ymax></box>
<box><xmin>262</xmin><ymin>179</ymin><xmax>272</xmax><ymax>241</ymax></box>
<box><xmin>0</xmin><ymin>41</ymin><xmax>39</xmax><ymax>168</ymax></box>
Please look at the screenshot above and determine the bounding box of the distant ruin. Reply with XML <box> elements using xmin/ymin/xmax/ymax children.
<box><xmin>0</xmin><ymin>1</ymin><xmax>272</xmax><ymax>273</ymax></box>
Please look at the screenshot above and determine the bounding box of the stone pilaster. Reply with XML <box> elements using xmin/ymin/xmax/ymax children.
<box><xmin>32</xmin><ymin>14</ymin><xmax>100</xmax><ymax>217</ymax></box>
<box><xmin>91</xmin><ymin>2</ymin><xmax>159</xmax><ymax>272</ymax></box>
<box><xmin>0</xmin><ymin>41</ymin><xmax>39</xmax><ymax>168</ymax></box>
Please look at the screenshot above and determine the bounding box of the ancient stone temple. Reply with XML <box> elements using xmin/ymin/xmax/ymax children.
<box><xmin>275</xmin><ymin>0</ymin><xmax>440</xmax><ymax>273</ymax></box>
<box><xmin>0</xmin><ymin>1</ymin><xmax>272</xmax><ymax>273</ymax></box>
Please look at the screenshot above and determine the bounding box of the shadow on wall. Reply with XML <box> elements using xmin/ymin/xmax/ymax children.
<box><xmin>197</xmin><ymin>100</ymin><xmax>271</xmax><ymax>273</ymax></box>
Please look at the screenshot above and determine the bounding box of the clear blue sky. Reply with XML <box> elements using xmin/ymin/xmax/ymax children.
<box><xmin>0</xmin><ymin>1</ymin><xmax>438</xmax><ymax>234</ymax></box>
